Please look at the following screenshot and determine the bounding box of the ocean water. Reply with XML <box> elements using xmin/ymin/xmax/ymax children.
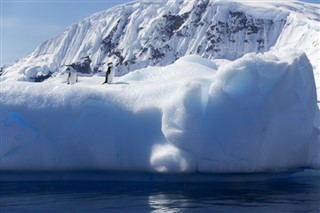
<box><xmin>1</xmin><ymin>177</ymin><xmax>319</xmax><ymax>213</ymax></box>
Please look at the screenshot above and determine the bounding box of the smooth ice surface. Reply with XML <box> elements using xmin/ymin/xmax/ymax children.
<box><xmin>0</xmin><ymin>52</ymin><xmax>319</xmax><ymax>174</ymax></box>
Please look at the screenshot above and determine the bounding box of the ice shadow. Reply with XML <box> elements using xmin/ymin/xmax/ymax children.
<box><xmin>113</xmin><ymin>81</ymin><xmax>129</xmax><ymax>85</ymax></box>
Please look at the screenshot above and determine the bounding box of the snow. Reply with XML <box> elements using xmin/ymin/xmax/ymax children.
<box><xmin>1</xmin><ymin>52</ymin><xmax>319</xmax><ymax>176</ymax></box>
<box><xmin>2</xmin><ymin>0</ymin><xmax>319</xmax><ymax>99</ymax></box>
<box><xmin>0</xmin><ymin>0</ymin><xmax>319</xmax><ymax>180</ymax></box>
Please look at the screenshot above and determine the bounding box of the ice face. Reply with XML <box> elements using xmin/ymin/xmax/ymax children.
<box><xmin>162</xmin><ymin>51</ymin><xmax>319</xmax><ymax>173</ymax></box>
<box><xmin>0</xmin><ymin>52</ymin><xmax>319</xmax><ymax>174</ymax></box>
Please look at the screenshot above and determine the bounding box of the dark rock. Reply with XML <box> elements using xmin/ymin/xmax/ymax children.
<box><xmin>32</xmin><ymin>72</ymin><xmax>53</xmax><ymax>82</ymax></box>
<box><xmin>74</xmin><ymin>56</ymin><xmax>92</xmax><ymax>74</ymax></box>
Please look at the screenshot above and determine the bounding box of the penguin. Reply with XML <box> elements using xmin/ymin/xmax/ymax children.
<box><xmin>102</xmin><ymin>62</ymin><xmax>115</xmax><ymax>84</ymax></box>
<box><xmin>67</xmin><ymin>64</ymin><xmax>77</xmax><ymax>85</ymax></box>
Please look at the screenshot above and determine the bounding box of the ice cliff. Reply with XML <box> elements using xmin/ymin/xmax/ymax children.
<box><xmin>1</xmin><ymin>51</ymin><xmax>319</xmax><ymax>174</ymax></box>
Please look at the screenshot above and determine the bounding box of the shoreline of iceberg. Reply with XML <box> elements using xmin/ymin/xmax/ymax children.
<box><xmin>0</xmin><ymin>170</ymin><xmax>306</xmax><ymax>182</ymax></box>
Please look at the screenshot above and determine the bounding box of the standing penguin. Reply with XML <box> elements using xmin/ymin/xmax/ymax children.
<box><xmin>67</xmin><ymin>64</ymin><xmax>77</xmax><ymax>85</ymax></box>
<box><xmin>102</xmin><ymin>62</ymin><xmax>115</xmax><ymax>84</ymax></box>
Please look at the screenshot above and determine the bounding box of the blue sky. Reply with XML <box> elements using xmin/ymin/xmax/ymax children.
<box><xmin>1</xmin><ymin>0</ymin><xmax>132</xmax><ymax>66</ymax></box>
<box><xmin>1</xmin><ymin>0</ymin><xmax>319</xmax><ymax>66</ymax></box>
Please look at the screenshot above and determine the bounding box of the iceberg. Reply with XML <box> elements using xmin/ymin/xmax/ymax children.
<box><xmin>0</xmin><ymin>51</ymin><xmax>319</xmax><ymax>181</ymax></box>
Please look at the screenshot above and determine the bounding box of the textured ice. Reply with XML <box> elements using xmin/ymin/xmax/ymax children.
<box><xmin>0</xmin><ymin>52</ymin><xmax>319</xmax><ymax>175</ymax></box>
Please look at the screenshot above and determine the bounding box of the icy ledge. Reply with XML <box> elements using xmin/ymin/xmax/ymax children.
<box><xmin>0</xmin><ymin>50</ymin><xmax>319</xmax><ymax>178</ymax></box>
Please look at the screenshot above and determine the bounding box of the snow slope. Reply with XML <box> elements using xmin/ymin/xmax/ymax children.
<box><xmin>1</xmin><ymin>0</ymin><xmax>319</xmax><ymax>99</ymax></box>
<box><xmin>1</xmin><ymin>51</ymin><xmax>319</xmax><ymax>175</ymax></box>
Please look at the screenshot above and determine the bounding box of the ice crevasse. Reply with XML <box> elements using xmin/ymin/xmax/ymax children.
<box><xmin>0</xmin><ymin>49</ymin><xmax>319</xmax><ymax>174</ymax></box>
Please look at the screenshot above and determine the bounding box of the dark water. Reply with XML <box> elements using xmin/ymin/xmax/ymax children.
<box><xmin>1</xmin><ymin>177</ymin><xmax>319</xmax><ymax>213</ymax></box>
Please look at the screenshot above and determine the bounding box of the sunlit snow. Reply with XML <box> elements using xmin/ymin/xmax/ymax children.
<box><xmin>1</xmin><ymin>52</ymin><xmax>319</xmax><ymax>176</ymax></box>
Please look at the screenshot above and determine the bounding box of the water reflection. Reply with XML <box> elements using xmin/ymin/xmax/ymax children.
<box><xmin>1</xmin><ymin>178</ymin><xmax>319</xmax><ymax>212</ymax></box>
<box><xmin>149</xmin><ymin>193</ymin><xmax>190</xmax><ymax>213</ymax></box>
<box><xmin>148</xmin><ymin>178</ymin><xmax>320</xmax><ymax>212</ymax></box>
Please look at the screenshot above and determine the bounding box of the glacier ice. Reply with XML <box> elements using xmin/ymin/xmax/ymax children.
<box><xmin>0</xmin><ymin>52</ymin><xmax>319</xmax><ymax>176</ymax></box>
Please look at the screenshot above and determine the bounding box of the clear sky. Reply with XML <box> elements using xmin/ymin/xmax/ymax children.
<box><xmin>1</xmin><ymin>0</ymin><xmax>319</xmax><ymax>66</ymax></box>
<box><xmin>1</xmin><ymin>0</ymin><xmax>132</xmax><ymax>66</ymax></box>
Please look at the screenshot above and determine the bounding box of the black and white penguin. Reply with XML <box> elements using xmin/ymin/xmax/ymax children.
<box><xmin>102</xmin><ymin>62</ymin><xmax>115</xmax><ymax>84</ymax></box>
<box><xmin>67</xmin><ymin>64</ymin><xmax>77</xmax><ymax>85</ymax></box>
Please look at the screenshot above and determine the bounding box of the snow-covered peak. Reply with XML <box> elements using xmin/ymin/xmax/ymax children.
<box><xmin>2</xmin><ymin>0</ymin><xmax>319</xmax><ymax>90</ymax></box>
<box><xmin>1</xmin><ymin>0</ymin><xmax>320</xmax><ymax>179</ymax></box>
